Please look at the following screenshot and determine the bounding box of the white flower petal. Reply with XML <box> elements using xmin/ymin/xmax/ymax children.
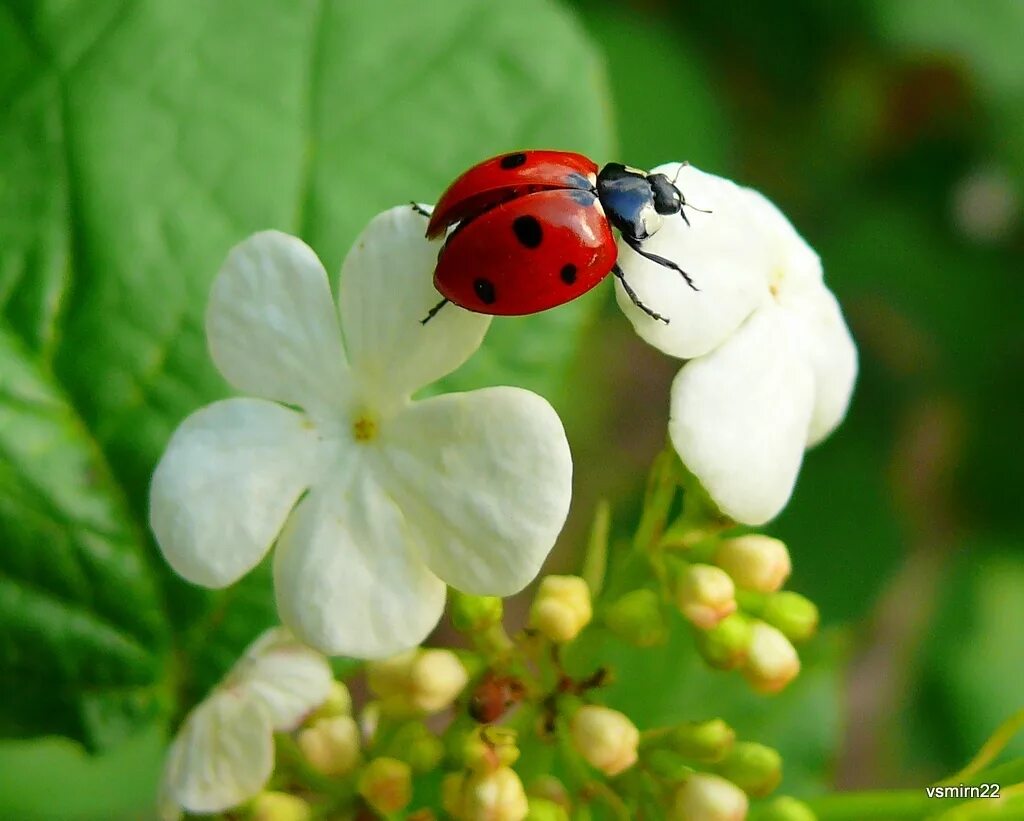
<box><xmin>228</xmin><ymin>627</ymin><xmax>333</xmax><ymax>731</ymax></box>
<box><xmin>339</xmin><ymin>206</ymin><xmax>491</xmax><ymax>409</ymax></box>
<box><xmin>207</xmin><ymin>231</ymin><xmax>350</xmax><ymax>416</ymax></box>
<box><xmin>149</xmin><ymin>398</ymin><xmax>320</xmax><ymax>587</ymax></box>
<box><xmin>162</xmin><ymin>689</ymin><xmax>273</xmax><ymax>815</ymax></box>
<box><xmin>741</xmin><ymin>186</ymin><xmax>824</xmax><ymax>294</ymax></box>
<box><xmin>614</xmin><ymin>164</ymin><xmax>770</xmax><ymax>359</ymax></box>
<box><xmin>669</xmin><ymin>305</ymin><xmax>815</xmax><ymax>525</ymax></box>
<box><xmin>273</xmin><ymin>471</ymin><xmax>447</xmax><ymax>658</ymax></box>
<box><xmin>782</xmin><ymin>284</ymin><xmax>858</xmax><ymax>446</ymax></box>
<box><xmin>377</xmin><ymin>387</ymin><xmax>572</xmax><ymax>595</ymax></box>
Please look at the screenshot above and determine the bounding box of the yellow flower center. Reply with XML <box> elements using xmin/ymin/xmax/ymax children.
<box><xmin>352</xmin><ymin>412</ymin><xmax>379</xmax><ymax>443</ymax></box>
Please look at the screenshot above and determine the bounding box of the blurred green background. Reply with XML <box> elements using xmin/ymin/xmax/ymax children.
<box><xmin>1</xmin><ymin>0</ymin><xmax>1022</xmax><ymax>817</ymax></box>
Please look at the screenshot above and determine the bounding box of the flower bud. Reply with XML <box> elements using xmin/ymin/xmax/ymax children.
<box><xmin>604</xmin><ymin>589</ymin><xmax>669</xmax><ymax>646</ymax></box>
<box><xmin>528</xmin><ymin>776</ymin><xmax>570</xmax><ymax>810</ymax></box>
<box><xmin>674</xmin><ymin>564</ymin><xmax>737</xmax><ymax>629</ymax></box>
<box><xmin>714</xmin><ymin>535</ymin><xmax>791</xmax><ymax>593</ymax></box>
<box><xmin>310</xmin><ymin>680</ymin><xmax>352</xmax><ymax>720</ymax></box>
<box><xmin>367</xmin><ymin>648</ymin><xmax>468</xmax><ymax>714</ymax></box>
<box><xmin>759</xmin><ymin>796</ymin><xmax>817</xmax><ymax>821</ymax></box>
<box><xmin>465</xmin><ymin>726</ymin><xmax>520</xmax><ymax>773</ymax></box>
<box><xmin>297</xmin><ymin>715</ymin><xmax>360</xmax><ymax>776</ymax></box>
<box><xmin>251</xmin><ymin>792</ymin><xmax>311</xmax><ymax>821</ymax></box>
<box><xmin>358</xmin><ymin>757</ymin><xmax>412</xmax><ymax>816</ymax></box>
<box><xmin>761</xmin><ymin>592</ymin><xmax>819</xmax><ymax>643</ymax></box>
<box><xmin>461</xmin><ymin>766</ymin><xmax>529</xmax><ymax>821</ymax></box>
<box><xmin>410</xmin><ymin>648</ymin><xmax>470</xmax><ymax>712</ymax></box>
<box><xmin>526</xmin><ymin>797</ymin><xmax>570</xmax><ymax>821</ymax></box>
<box><xmin>717</xmin><ymin>742</ymin><xmax>782</xmax><ymax>797</ymax></box>
<box><xmin>668</xmin><ymin>718</ymin><xmax>736</xmax><ymax>763</ymax></box>
<box><xmin>743</xmin><ymin>622</ymin><xmax>800</xmax><ymax>693</ymax></box>
<box><xmin>672</xmin><ymin>773</ymin><xmax>749</xmax><ymax>821</ymax></box>
<box><xmin>694</xmin><ymin>613</ymin><xmax>753</xmax><ymax>670</ymax></box>
<box><xmin>442</xmin><ymin>772</ymin><xmax>467</xmax><ymax>818</ymax></box>
<box><xmin>569</xmin><ymin>705</ymin><xmax>639</xmax><ymax>776</ymax></box>
<box><xmin>366</xmin><ymin>650</ymin><xmax>417</xmax><ymax>698</ymax></box>
<box><xmin>450</xmin><ymin>591</ymin><xmax>504</xmax><ymax>632</ymax></box>
<box><xmin>389</xmin><ymin>721</ymin><xmax>444</xmax><ymax>773</ymax></box>
<box><xmin>529</xmin><ymin>576</ymin><xmax>593</xmax><ymax>643</ymax></box>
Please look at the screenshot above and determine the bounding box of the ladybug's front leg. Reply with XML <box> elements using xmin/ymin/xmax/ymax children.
<box><xmin>623</xmin><ymin>236</ymin><xmax>699</xmax><ymax>292</ymax></box>
<box><xmin>612</xmin><ymin>263</ymin><xmax>668</xmax><ymax>324</ymax></box>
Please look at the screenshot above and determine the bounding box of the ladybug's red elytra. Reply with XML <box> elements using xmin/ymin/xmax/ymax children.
<box><xmin>418</xmin><ymin>150</ymin><xmax>704</xmax><ymax>324</ymax></box>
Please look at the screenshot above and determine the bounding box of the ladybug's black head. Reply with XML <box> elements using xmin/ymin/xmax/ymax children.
<box><xmin>648</xmin><ymin>173</ymin><xmax>684</xmax><ymax>216</ymax></box>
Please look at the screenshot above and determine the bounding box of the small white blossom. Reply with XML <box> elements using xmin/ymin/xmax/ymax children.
<box><xmin>150</xmin><ymin>207</ymin><xmax>573</xmax><ymax>657</ymax></box>
<box><xmin>160</xmin><ymin>628</ymin><xmax>332</xmax><ymax>818</ymax></box>
<box><xmin>616</xmin><ymin>164</ymin><xmax>857</xmax><ymax>525</ymax></box>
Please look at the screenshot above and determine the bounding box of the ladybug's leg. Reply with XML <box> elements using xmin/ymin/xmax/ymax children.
<box><xmin>623</xmin><ymin>236</ymin><xmax>699</xmax><ymax>292</ymax></box>
<box><xmin>420</xmin><ymin>297</ymin><xmax>449</xmax><ymax>325</ymax></box>
<box><xmin>409</xmin><ymin>201</ymin><xmax>432</xmax><ymax>218</ymax></box>
<box><xmin>612</xmin><ymin>263</ymin><xmax>669</xmax><ymax>324</ymax></box>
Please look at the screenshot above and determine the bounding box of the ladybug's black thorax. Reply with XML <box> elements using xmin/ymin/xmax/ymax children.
<box><xmin>597</xmin><ymin>163</ymin><xmax>675</xmax><ymax>241</ymax></box>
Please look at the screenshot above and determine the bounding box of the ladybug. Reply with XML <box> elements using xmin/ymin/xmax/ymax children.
<box><xmin>418</xmin><ymin>150</ymin><xmax>703</xmax><ymax>324</ymax></box>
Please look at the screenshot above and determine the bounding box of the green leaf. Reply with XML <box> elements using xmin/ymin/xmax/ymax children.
<box><xmin>0</xmin><ymin>328</ymin><xmax>169</xmax><ymax>747</ymax></box>
<box><xmin>0</xmin><ymin>0</ymin><xmax>613</xmax><ymax>749</ymax></box>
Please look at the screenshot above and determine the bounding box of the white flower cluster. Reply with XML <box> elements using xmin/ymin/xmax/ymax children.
<box><xmin>615</xmin><ymin>164</ymin><xmax>857</xmax><ymax>525</ymax></box>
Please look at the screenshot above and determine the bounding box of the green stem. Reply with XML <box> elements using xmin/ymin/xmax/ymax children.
<box><xmin>632</xmin><ymin>446</ymin><xmax>680</xmax><ymax>554</ymax></box>
<box><xmin>582</xmin><ymin>499</ymin><xmax>611</xmax><ymax>597</ymax></box>
<box><xmin>806</xmin><ymin>759</ymin><xmax>1024</xmax><ymax>820</ymax></box>
<box><xmin>941</xmin><ymin>708</ymin><xmax>1024</xmax><ymax>785</ymax></box>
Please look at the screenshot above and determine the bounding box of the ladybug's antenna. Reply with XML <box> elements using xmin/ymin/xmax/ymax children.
<box><xmin>670</xmin><ymin>161</ymin><xmax>689</xmax><ymax>186</ymax></box>
<box><xmin>420</xmin><ymin>297</ymin><xmax>449</xmax><ymax>325</ymax></box>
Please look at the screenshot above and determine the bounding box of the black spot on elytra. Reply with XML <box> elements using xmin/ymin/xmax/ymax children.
<box><xmin>474</xmin><ymin>278</ymin><xmax>496</xmax><ymax>304</ymax></box>
<box><xmin>500</xmin><ymin>152</ymin><xmax>527</xmax><ymax>169</ymax></box>
<box><xmin>560</xmin><ymin>263</ymin><xmax>577</xmax><ymax>285</ymax></box>
<box><xmin>512</xmin><ymin>215</ymin><xmax>543</xmax><ymax>248</ymax></box>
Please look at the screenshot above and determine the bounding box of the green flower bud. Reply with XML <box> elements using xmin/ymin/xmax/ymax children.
<box><xmin>528</xmin><ymin>776</ymin><xmax>570</xmax><ymax>810</ymax></box>
<box><xmin>604</xmin><ymin>589</ymin><xmax>669</xmax><ymax>646</ymax></box>
<box><xmin>761</xmin><ymin>592</ymin><xmax>819</xmax><ymax>643</ymax></box>
<box><xmin>530</xmin><ymin>575</ymin><xmax>593</xmax><ymax>643</ymax></box>
<box><xmin>388</xmin><ymin>722</ymin><xmax>444</xmax><ymax>774</ymax></box>
<box><xmin>715</xmin><ymin>535</ymin><xmax>791</xmax><ymax>593</ymax></box>
<box><xmin>674</xmin><ymin>564</ymin><xmax>737</xmax><ymax>630</ymax></box>
<box><xmin>297</xmin><ymin>715</ymin><xmax>361</xmax><ymax>776</ymax></box>
<box><xmin>717</xmin><ymin>741</ymin><xmax>783</xmax><ymax>797</ymax></box>
<box><xmin>250</xmin><ymin>792</ymin><xmax>311</xmax><ymax>821</ymax></box>
<box><xmin>526</xmin><ymin>797</ymin><xmax>570</xmax><ymax>821</ymax></box>
<box><xmin>672</xmin><ymin>773</ymin><xmax>748</xmax><ymax>821</ymax></box>
<box><xmin>450</xmin><ymin>590</ymin><xmax>504</xmax><ymax>633</ymax></box>
<box><xmin>312</xmin><ymin>680</ymin><xmax>353</xmax><ymax>719</ymax></box>
<box><xmin>758</xmin><ymin>796</ymin><xmax>818</xmax><ymax>821</ymax></box>
<box><xmin>694</xmin><ymin>613</ymin><xmax>753</xmax><ymax>670</ymax></box>
<box><xmin>743</xmin><ymin>622</ymin><xmax>800</xmax><ymax>694</ymax></box>
<box><xmin>570</xmin><ymin>705</ymin><xmax>639</xmax><ymax>776</ymax></box>
<box><xmin>358</xmin><ymin>757</ymin><xmax>412</xmax><ymax>815</ymax></box>
<box><xmin>367</xmin><ymin>648</ymin><xmax>469</xmax><ymax>715</ymax></box>
<box><xmin>669</xmin><ymin>718</ymin><xmax>736</xmax><ymax>763</ymax></box>
<box><xmin>465</xmin><ymin>726</ymin><xmax>520</xmax><ymax>773</ymax></box>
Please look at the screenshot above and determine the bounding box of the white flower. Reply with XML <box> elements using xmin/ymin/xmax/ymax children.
<box><xmin>150</xmin><ymin>206</ymin><xmax>573</xmax><ymax>657</ymax></box>
<box><xmin>616</xmin><ymin>164</ymin><xmax>857</xmax><ymax>524</ymax></box>
<box><xmin>160</xmin><ymin>628</ymin><xmax>332</xmax><ymax>818</ymax></box>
